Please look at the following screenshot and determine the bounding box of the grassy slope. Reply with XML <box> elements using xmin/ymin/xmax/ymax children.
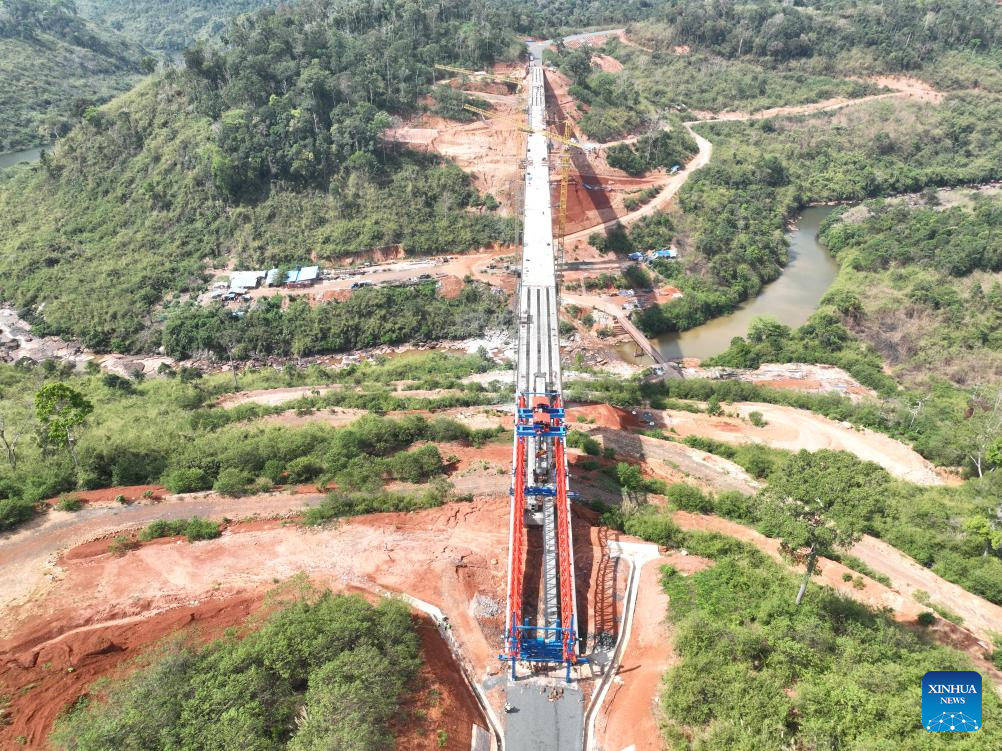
<box><xmin>0</xmin><ymin>18</ymin><xmax>142</xmax><ymax>151</ymax></box>
<box><xmin>76</xmin><ymin>0</ymin><xmax>279</xmax><ymax>53</ymax></box>
<box><xmin>820</xmin><ymin>191</ymin><xmax>1002</xmax><ymax>388</ymax></box>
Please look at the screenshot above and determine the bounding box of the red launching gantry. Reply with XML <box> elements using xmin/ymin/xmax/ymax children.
<box><xmin>501</xmin><ymin>50</ymin><xmax>582</xmax><ymax>684</ymax></box>
<box><xmin>503</xmin><ymin>391</ymin><xmax>581</xmax><ymax>682</ymax></box>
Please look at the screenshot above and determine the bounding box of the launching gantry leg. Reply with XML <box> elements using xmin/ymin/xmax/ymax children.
<box><xmin>501</xmin><ymin>50</ymin><xmax>583</xmax><ymax>684</ymax></box>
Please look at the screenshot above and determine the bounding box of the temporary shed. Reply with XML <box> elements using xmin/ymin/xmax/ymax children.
<box><xmin>229</xmin><ymin>270</ymin><xmax>266</xmax><ymax>291</ymax></box>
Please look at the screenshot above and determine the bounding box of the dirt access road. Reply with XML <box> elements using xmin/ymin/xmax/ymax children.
<box><xmin>0</xmin><ymin>491</ymin><xmax>623</xmax><ymax>748</ymax></box>
<box><xmin>654</xmin><ymin>401</ymin><xmax>949</xmax><ymax>486</ymax></box>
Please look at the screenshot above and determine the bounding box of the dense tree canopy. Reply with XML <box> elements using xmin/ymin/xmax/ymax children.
<box><xmin>0</xmin><ymin>0</ymin><xmax>521</xmax><ymax>350</ymax></box>
<box><xmin>162</xmin><ymin>282</ymin><xmax>512</xmax><ymax>359</ymax></box>
<box><xmin>0</xmin><ymin>0</ymin><xmax>142</xmax><ymax>150</ymax></box>
<box><xmin>51</xmin><ymin>591</ymin><xmax>420</xmax><ymax>751</ymax></box>
<box><xmin>656</xmin><ymin>0</ymin><xmax>1001</xmax><ymax>70</ymax></box>
<box><xmin>75</xmin><ymin>0</ymin><xmax>281</xmax><ymax>53</ymax></box>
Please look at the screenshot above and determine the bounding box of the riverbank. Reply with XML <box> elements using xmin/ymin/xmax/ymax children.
<box><xmin>643</xmin><ymin>205</ymin><xmax>838</xmax><ymax>362</ymax></box>
<box><xmin>0</xmin><ymin>146</ymin><xmax>43</xmax><ymax>170</ymax></box>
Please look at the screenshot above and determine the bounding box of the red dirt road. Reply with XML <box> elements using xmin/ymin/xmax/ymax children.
<box><xmin>670</xmin><ymin>510</ymin><xmax>1002</xmax><ymax>675</ymax></box>
<box><xmin>595</xmin><ymin>552</ymin><xmax>710</xmax><ymax>751</ymax></box>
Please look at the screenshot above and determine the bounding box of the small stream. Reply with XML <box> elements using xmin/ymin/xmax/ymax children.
<box><xmin>0</xmin><ymin>146</ymin><xmax>43</xmax><ymax>169</ymax></box>
<box><xmin>623</xmin><ymin>205</ymin><xmax>839</xmax><ymax>363</ymax></box>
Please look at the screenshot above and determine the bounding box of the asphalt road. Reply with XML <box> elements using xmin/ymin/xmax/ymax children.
<box><xmin>504</xmin><ymin>680</ymin><xmax>585</xmax><ymax>751</ymax></box>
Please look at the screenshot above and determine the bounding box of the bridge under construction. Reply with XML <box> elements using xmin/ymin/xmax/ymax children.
<box><xmin>501</xmin><ymin>48</ymin><xmax>581</xmax><ymax>686</ymax></box>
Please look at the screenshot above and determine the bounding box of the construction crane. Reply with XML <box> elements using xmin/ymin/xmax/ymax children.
<box><xmin>462</xmin><ymin>103</ymin><xmax>584</xmax><ymax>150</ymax></box>
<box><xmin>434</xmin><ymin>63</ymin><xmax>523</xmax><ymax>87</ymax></box>
<box><xmin>462</xmin><ymin>103</ymin><xmax>496</xmax><ymax>119</ymax></box>
<box><xmin>555</xmin><ymin>120</ymin><xmax>573</xmax><ymax>278</ymax></box>
<box><xmin>461</xmin><ymin>103</ymin><xmax>581</xmax><ymax>282</ymax></box>
<box><xmin>518</xmin><ymin>125</ymin><xmax>583</xmax><ymax>151</ymax></box>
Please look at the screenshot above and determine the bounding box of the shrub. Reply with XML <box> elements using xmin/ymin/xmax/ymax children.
<box><xmin>56</xmin><ymin>495</ymin><xmax>83</xmax><ymax>512</ymax></box>
<box><xmin>263</xmin><ymin>459</ymin><xmax>286</xmax><ymax>483</ymax></box>
<box><xmin>917</xmin><ymin>611</ymin><xmax>936</xmax><ymax>627</ymax></box>
<box><xmin>748</xmin><ymin>411</ymin><xmax>766</xmax><ymax>427</ymax></box>
<box><xmin>624</xmin><ymin>511</ymin><xmax>683</xmax><ymax>548</ymax></box>
<box><xmin>182</xmin><ymin>517</ymin><xmax>222</xmax><ymax>541</ymax></box>
<box><xmin>706</xmin><ymin>396</ymin><xmax>723</xmax><ymax>416</ymax></box>
<box><xmin>139</xmin><ymin>519</ymin><xmax>186</xmax><ymax>540</ymax></box>
<box><xmin>567</xmin><ymin>430</ymin><xmax>601</xmax><ymax>456</ymax></box>
<box><xmin>741</xmin><ymin>444</ymin><xmax>776</xmax><ymax>479</ymax></box>
<box><xmin>162</xmin><ymin>468</ymin><xmax>211</xmax><ymax>494</ymax></box>
<box><xmin>715</xmin><ymin>490</ymin><xmax>755</xmax><ymax>521</ymax></box>
<box><xmin>213</xmin><ymin>468</ymin><xmax>254</xmax><ymax>497</ymax></box>
<box><xmin>0</xmin><ymin>497</ymin><xmax>35</xmax><ymax>531</ymax></box>
<box><xmin>108</xmin><ymin>535</ymin><xmax>139</xmax><ymax>556</ymax></box>
<box><xmin>303</xmin><ymin>483</ymin><xmax>451</xmax><ymax>526</ymax></box>
<box><xmin>139</xmin><ymin>517</ymin><xmax>220</xmax><ymax>542</ymax></box>
<box><xmin>666</xmin><ymin>483</ymin><xmax>713</xmax><ymax>513</ymax></box>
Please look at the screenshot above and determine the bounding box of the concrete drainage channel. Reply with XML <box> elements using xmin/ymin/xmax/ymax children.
<box><xmin>391</xmin><ymin>592</ymin><xmax>506</xmax><ymax>751</ymax></box>
<box><xmin>582</xmin><ymin>541</ymin><xmax>661</xmax><ymax>751</ymax></box>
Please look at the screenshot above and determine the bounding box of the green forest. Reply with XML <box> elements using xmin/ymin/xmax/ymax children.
<box><xmin>0</xmin><ymin>0</ymin><xmax>522</xmax><ymax>351</ymax></box>
<box><xmin>589</xmin><ymin>444</ymin><xmax>1002</xmax><ymax>748</ymax></box>
<box><xmin>162</xmin><ymin>282</ymin><xmax>512</xmax><ymax>359</ymax></box>
<box><xmin>652</xmin><ymin>0</ymin><xmax>1001</xmax><ymax>74</ymax></box>
<box><xmin>75</xmin><ymin>0</ymin><xmax>281</xmax><ymax>53</ymax></box>
<box><xmin>817</xmin><ymin>192</ymin><xmax>1002</xmax><ymax>387</ymax></box>
<box><xmin>52</xmin><ymin>589</ymin><xmax>421</xmax><ymax>751</ymax></box>
<box><xmin>702</xmin><ymin>190</ymin><xmax>1002</xmax><ymax>393</ymax></box>
<box><xmin>0</xmin><ymin>0</ymin><xmax>143</xmax><ymax>150</ymax></box>
<box><xmin>633</xmin><ymin>91</ymin><xmax>1002</xmax><ymax>339</ymax></box>
<box><xmin>658</xmin><ymin>532</ymin><xmax>1002</xmax><ymax>750</ymax></box>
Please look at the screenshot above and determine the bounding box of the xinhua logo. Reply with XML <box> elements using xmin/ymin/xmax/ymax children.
<box><xmin>923</xmin><ymin>671</ymin><xmax>982</xmax><ymax>731</ymax></box>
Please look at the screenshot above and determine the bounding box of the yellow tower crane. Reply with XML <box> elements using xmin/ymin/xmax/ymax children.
<box><xmin>555</xmin><ymin>120</ymin><xmax>574</xmax><ymax>276</ymax></box>
<box><xmin>461</xmin><ymin>103</ymin><xmax>584</xmax><ymax>283</ymax></box>
<box><xmin>462</xmin><ymin>103</ymin><xmax>496</xmax><ymax>119</ymax></box>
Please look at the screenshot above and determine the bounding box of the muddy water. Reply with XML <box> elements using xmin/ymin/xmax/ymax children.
<box><xmin>0</xmin><ymin>146</ymin><xmax>43</xmax><ymax>169</ymax></box>
<box><xmin>627</xmin><ymin>205</ymin><xmax>839</xmax><ymax>362</ymax></box>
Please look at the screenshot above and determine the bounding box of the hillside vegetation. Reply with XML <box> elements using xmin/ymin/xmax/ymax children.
<box><xmin>551</xmin><ymin>0</ymin><xmax>1002</xmax><ymax>139</ymax></box>
<box><xmin>76</xmin><ymin>0</ymin><xmax>280</xmax><ymax>53</ymax></box>
<box><xmin>52</xmin><ymin>590</ymin><xmax>420</xmax><ymax>751</ymax></box>
<box><xmin>633</xmin><ymin>0</ymin><xmax>1002</xmax><ymax>99</ymax></box>
<box><xmin>818</xmin><ymin>191</ymin><xmax>1002</xmax><ymax>387</ymax></box>
<box><xmin>655</xmin><ymin>532</ymin><xmax>1002</xmax><ymax>749</ymax></box>
<box><xmin>633</xmin><ymin>92</ymin><xmax>1002</xmax><ymax>342</ymax></box>
<box><xmin>0</xmin><ymin>0</ymin><xmax>143</xmax><ymax>150</ymax></box>
<box><xmin>0</xmin><ymin>0</ymin><xmax>521</xmax><ymax>351</ymax></box>
<box><xmin>0</xmin><ymin>352</ymin><xmax>507</xmax><ymax>530</ymax></box>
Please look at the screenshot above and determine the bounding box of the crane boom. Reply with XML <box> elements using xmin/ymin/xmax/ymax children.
<box><xmin>434</xmin><ymin>63</ymin><xmax>522</xmax><ymax>86</ymax></box>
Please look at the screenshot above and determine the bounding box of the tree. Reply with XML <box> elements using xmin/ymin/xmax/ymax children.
<box><xmin>34</xmin><ymin>383</ymin><xmax>93</xmax><ymax>470</ymax></box>
<box><xmin>964</xmin><ymin>511</ymin><xmax>1002</xmax><ymax>558</ymax></box>
<box><xmin>967</xmin><ymin>386</ymin><xmax>1002</xmax><ymax>477</ymax></box>
<box><xmin>762</xmin><ymin>450</ymin><xmax>888</xmax><ymax>606</ymax></box>
<box><xmin>617</xmin><ymin>462</ymin><xmax>647</xmax><ymax>512</ymax></box>
<box><xmin>0</xmin><ymin>400</ymin><xmax>32</xmax><ymax>470</ymax></box>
